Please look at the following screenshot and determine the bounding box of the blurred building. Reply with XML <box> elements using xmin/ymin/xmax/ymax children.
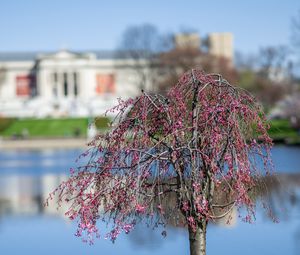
<box><xmin>0</xmin><ymin>50</ymin><xmax>143</xmax><ymax>117</ymax></box>
<box><xmin>0</xmin><ymin>175</ymin><xmax>40</xmax><ymax>215</ymax></box>
<box><xmin>0</xmin><ymin>173</ymin><xmax>70</xmax><ymax>217</ymax></box>
<box><xmin>208</xmin><ymin>33</ymin><xmax>233</xmax><ymax>64</ymax></box>
<box><xmin>0</xmin><ymin>32</ymin><xmax>233</xmax><ymax>117</ymax></box>
<box><xmin>174</xmin><ymin>33</ymin><xmax>201</xmax><ymax>49</ymax></box>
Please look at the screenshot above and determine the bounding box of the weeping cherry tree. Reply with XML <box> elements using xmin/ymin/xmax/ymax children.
<box><xmin>47</xmin><ymin>69</ymin><xmax>273</xmax><ymax>255</ymax></box>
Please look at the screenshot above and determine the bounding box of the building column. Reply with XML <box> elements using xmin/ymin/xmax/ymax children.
<box><xmin>68</xmin><ymin>72</ymin><xmax>74</xmax><ymax>98</ymax></box>
<box><xmin>58</xmin><ymin>72</ymin><xmax>63</xmax><ymax>98</ymax></box>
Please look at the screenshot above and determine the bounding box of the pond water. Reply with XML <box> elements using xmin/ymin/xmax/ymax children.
<box><xmin>0</xmin><ymin>145</ymin><xmax>300</xmax><ymax>255</ymax></box>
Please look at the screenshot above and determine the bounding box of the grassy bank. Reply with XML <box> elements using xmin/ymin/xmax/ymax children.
<box><xmin>0</xmin><ymin>117</ymin><xmax>299</xmax><ymax>144</ymax></box>
<box><xmin>0</xmin><ymin>117</ymin><xmax>110</xmax><ymax>138</ymax></box>
<box><xmin>267</xmin><ymin>119</ymin><xmax>300</xmax><ymax>144</ymax></box>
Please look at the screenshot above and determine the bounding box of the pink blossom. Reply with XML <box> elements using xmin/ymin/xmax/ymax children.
<box><xmin>135</xmin><ymin>204</ymin><xmax>146</xmax><ymax>214</ymax></box>
<box><xmin>47</xmin><ymin>69</ymin><xmax>273</xmax><ymax>245</ymax></box>
<box><xmin>122</xmin><ymin>224</ymin><xmax>134</xmax><ymax>234</ymax></box>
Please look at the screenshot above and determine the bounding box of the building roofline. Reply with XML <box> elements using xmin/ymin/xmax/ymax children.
<box><xmin>0</xmin><ymin>49</ymin><xmax>141</xmax><ymax>62</ymax></box>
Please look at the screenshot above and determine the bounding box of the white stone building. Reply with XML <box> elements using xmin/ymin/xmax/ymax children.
<box><xmin>0</xmin><ymin>32</ymin><xmax>234</xmax><ymax>118</ymax></box>
<box><xmin>0</xmin><ymin>50</ymin><xmax>147</xmax><ymax>117</ymax></box>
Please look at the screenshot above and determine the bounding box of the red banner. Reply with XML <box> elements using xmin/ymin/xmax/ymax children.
<box><xmin>16</xmin><ymin>75</ymin><xmax>35</xmax><ymax>96</ymax></box>
<box><xmin>96</xmin><ymin>74</ymin><xmax>115</xmax><ymax>94</ymax></box>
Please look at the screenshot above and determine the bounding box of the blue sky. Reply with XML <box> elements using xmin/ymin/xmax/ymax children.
<box><xmin>0</xmin><ymin>0</ymin><xmax>299</xmax><ymax>54</ymax></box>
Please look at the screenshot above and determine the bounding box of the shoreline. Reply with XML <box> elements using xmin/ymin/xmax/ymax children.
<box><xmin>0</xmin><ymin>137</ymin><xmax>299</xmax><ymax>150</ymax></box>
<box><xmin>0</xmin><ymin>138</ymin><xmax>89</xmax><ymax>150</ymax></box>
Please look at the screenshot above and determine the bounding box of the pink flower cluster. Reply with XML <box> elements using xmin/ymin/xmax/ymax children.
<box><xmin>47</xmin><ymin>69</ymin><xmax>273</xmax><ymax>243</ymax></box>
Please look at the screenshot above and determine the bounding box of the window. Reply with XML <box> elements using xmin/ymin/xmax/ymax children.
<box><xmin>96</xmin><ymin>74</ymin><xmax>115</xmax><ymax>95</ymax></box>
<box><xmin>74</xmin><ymin>72</ymin><xmax>79</xmax><ymax>96</ymax></box>
<box><xmin>16</xmin><ymin>75</ymin><xmax>35</xmax><ymax>97</ymax></box>
<box><xmin>63</xmin><ymin>73</ymin><xmax>68</xmax><ymax>96</ymax></box>
<box><xmin>53</xmin><ymin>72</ymin><xmax>58</xmax><ymax>83</ymax></box>
<box><xmin>52</xmin><ymin>72</ymin><xmax>58</xmax><ymax>97</ymax></box>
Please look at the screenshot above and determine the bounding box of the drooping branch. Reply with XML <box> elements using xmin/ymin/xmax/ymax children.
<box><xmin>48</xmin><ymin>69</ymin><xmax>273</xmax><ymax>246</ymax></box>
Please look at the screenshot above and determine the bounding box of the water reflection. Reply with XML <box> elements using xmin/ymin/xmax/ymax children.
<box><xmin>1</xmin><ymin>173</ymin><xmax>299</xmax><ymax>219</ymax></box>
<box><xmin>0</xmin><ymin>146</ymin><xmax>299</xmax><ymax>255</ymax></box>
<box><xmin>0</xmin><ymin>174</ymin><xmax>67</xmax><ymax>216</ymax></box>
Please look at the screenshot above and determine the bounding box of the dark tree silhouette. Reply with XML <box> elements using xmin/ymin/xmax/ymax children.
<box><xmin>292</xmin><ymin>10</ymin><xmax>300</xmax><ymax>49</ymax></box>
<box><xmin>117</xmin><ymin>24</ymin><xmax>171</xmax><ymax>91</ymax></box>
<box><xmin>158</xmin><ymin>48</ymin><xmax>237</xmax><ymax>94</ymax></box>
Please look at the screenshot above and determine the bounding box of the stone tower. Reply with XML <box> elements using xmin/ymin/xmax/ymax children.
<box><xmin>208</xmin><ymin>32</ymin><xmax>233</xmax><ymax>63</ymax></box>
<box><xmin>174</xmin><ymin>33</ymin><xmax>201</xmax><ymax>50</ymax></box>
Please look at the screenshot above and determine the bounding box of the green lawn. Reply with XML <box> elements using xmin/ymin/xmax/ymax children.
<box><xmin>0</xmin><ymin>118</ymin><xmax>89</xmax><ymax>138</ymax></box>
<box><xmin>0</xmin><ymin>117</ymin><xmax>111</xmax><ymax>138</ymax></box>
<box><xmin>267</xmin><ymin>119</ymin><xmax>299</xmax><ymax>139</ymax></box>
<box><xmin>0</xmin><ymin>117</ymin><xmax>299</xmax><ymax>143</ymax></box>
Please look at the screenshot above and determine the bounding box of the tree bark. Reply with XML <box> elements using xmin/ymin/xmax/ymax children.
<box><xmin>188</xmin><ymin>223</ymin><xmax>207</xmax><ymax>255</ymax></box>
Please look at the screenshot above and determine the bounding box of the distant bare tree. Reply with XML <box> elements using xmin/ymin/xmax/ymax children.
<box><xmin>235</xmin><ymin>51</ymin><xmax>256</xmax><ymax>70</ymax></box>
<box><xmin>291</xmin><ymin>10</ymin><xmax>300</xmax><ymax>83</ymax></box>
<box><xmin>291</xmin><ymin>10</ymin><xmax>300</xmax><ymax>49</ymax></box>
<box><xmin>258</xmin><ymin>46</ymin><xmax>290</xmax><ymax>81</ymax></box>
<box><xmin>158</xmin><ymin>48</ymin><xmax>237</xmax><ymax>94</ymax></box>
<box><xmin>250</xmin><ymin>76</ymin><xmax>287</xmax><ymax>110</ymax></box>
<box><xmin>117</xmin><ymin>24</ymin><xmax>172</xmax><ymax>91</ymax></box>
<box><xmin>118</xmin><ymin>24</ymin><xmax>238</xmax><ymax>95</ymax></box>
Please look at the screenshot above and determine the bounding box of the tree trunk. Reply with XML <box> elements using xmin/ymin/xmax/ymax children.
<box><xmin>188</xmin><ymin>223</ymin><xmax>207</xmax><ymax>255</ymax></box>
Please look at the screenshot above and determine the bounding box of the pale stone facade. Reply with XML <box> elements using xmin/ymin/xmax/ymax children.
<box><xmin>174</xmin><ymin>33</ymin><xmax>201</xmax><ymax>49</ymax></box>
<box><xmin>0</xmin><ymin>32</ymin><xmax>234</xmax><ymax>118</ymax></box>
<box><xmin>208</xmin><ymin>33</ymin><xmax>233</xmax><ymax>63</ymax></box>
<box><xmin>0</xmin><ymin>50</ymin><xmax>149</xmax><ymax>117</ymax></box>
